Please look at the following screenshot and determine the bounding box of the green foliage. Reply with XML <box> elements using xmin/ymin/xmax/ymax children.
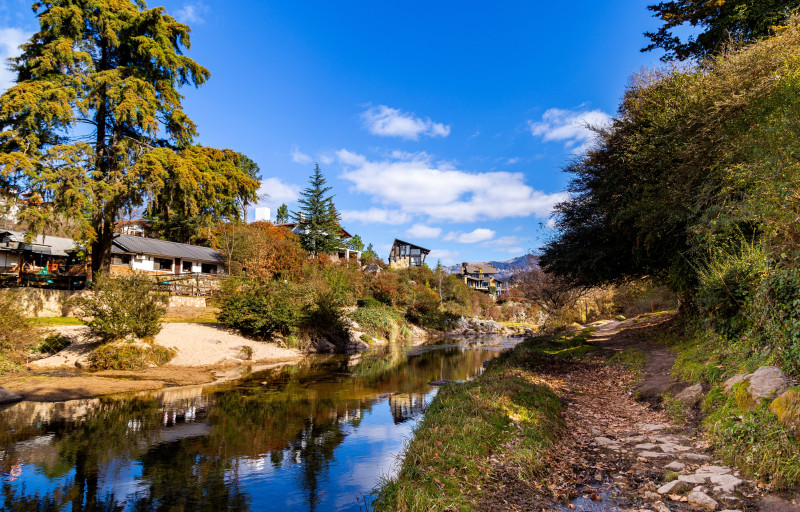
<box><xmin>348</xmin><ymin>234</ymin><xmax>365</xmax><ymax>252</ymax></box>
<box><xmin>356</xmin><ymin>298</ymin><xmax>382</xmax><ymax>308</ymax></box>
<box><xmin>0</xmin><ymin>1</ymin><xmax>259</xmax><ymax>273</ymax></box>
<box><xmin>275</xmin><ymin>203</ymin><xmax>290</xmax><ymax>224</ymax></box>
<box><xmin>238</xmin><ymin>345</ymin><xmax>254</xmax><ymax>361</ymax></box>
<box><xmin>349</xmin><ymin>305</ymin><xmax>408</xmax><ymax>343</ymax></box>
<box><xmin>404</xmin><ymin>287</ymin><xmax>446</xmax><ymax>329</ymax></box>
<box><xmin>32</xmin><ymin>333</ymin><xmax>72</xmax><ymax>355</ymax></box>
<box><xmin>217</xmin><ymin>279</ymin><xmax>314</xmax><ymax>339</ymax></box>
<box><xmin>74</xmin><ymin>274</ymin><xmax>168</xmax><ymax>343</ymax></box>
<box><xmin>89</xmin><ymin>343</ymin><xmax>175</xmax><ymax>370</ymax></box>
<box><xmin>643</xmin><ymin>0</ymin><xmax>800</xmax><ymax>61</ymax></box>
<box><xmin>362</xmin><ymin>243</ymin><xmax>380</xmax><ymax>262</ymax></box>
<box><xmin>293</xmin><ymin>164</ymin><xmax>344</xmax><ymax>255</ymax></box>
<box><xmin>704</xmin><ymin>385</ymin><xmax>800</xmax><ymax>488</ymax></box>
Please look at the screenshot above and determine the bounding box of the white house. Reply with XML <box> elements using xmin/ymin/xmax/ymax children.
<box><xmin>110</xmin><ymin>234</ymin><xmax>223</xmax><ymax>275</ymax></box>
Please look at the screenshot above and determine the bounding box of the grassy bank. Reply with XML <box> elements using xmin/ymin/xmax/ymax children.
<box><xmin>372</xmin><ymin>334</ymin><xmax>589</xmax><ymax>511</ymax></box>
<box><xmin>658</xmin><ymin>319</ymin><xmax>800</xmax><ymax>489</ymax></box>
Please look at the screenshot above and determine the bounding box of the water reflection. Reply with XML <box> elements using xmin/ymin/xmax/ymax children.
<box><xmin>0</xmin><ymin>337</ymin><xmax>518</xmax><ymax>511</ymax></box>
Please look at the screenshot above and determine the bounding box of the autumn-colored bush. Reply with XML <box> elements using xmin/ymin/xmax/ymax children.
<box><xmin>213</xmin><ymin>221</ymin><xmax>306</xmax><ymax>280</ymax></box>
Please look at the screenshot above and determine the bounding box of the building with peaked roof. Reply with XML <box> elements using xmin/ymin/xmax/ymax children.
<box><xmin>276</xmin><ymin>222</ymin><xmax>361</xmax><ymax>263</ymax></box>
<box><xmin>110</xmin><ymin>234</ymin><xmax>224</xmax><ymax>275</ymax></box>
<box><xmin>388</xmin><ymin>239</ymin><xmax>430</xmax><ymax>269</ymax></box>
<box><xmin>460</xmin><ymin>262</ymin><xmax>499</xmax><ymax>296</ymax></box>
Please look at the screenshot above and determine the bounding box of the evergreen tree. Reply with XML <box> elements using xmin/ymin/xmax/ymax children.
<box><xmin>0</xmin><ymin>1</ymin><xmax>259</xmax><ymax>273</ymax></box>
<box><xmin>348</xmin><ymin>234</ymin><xmax>364</xmax><ymax>252</ymax></box>
<box><xmin>275</xmin><ymin>203</ymin><xmax>290</xmax><ymax>224</ymax></box>
<box><xmin>293</xmin><ymin>164</ymin><xmax>342</xmax><ymax>255</ymax></box>
<box><xmin>362</xmin><ymin>243</ymin><xmax>380</xmax><ymax>262</ymax></box>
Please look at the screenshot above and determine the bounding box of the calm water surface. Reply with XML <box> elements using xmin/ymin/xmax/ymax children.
<box><xmin>0</xmin><ymin>336</ymin><xmax>520</xmax><ymax>511</ymax></box>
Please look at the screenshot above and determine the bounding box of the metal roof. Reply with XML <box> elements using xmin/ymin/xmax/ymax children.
<box><xmin>112</xmin><ymin>234</ymin><xmax>223</xmax><ymax>263</ymax></box>
<box><xmin>0</xmin><ymin>230</ymin><xmax>79</xmax><ymax>257</ymax></box>
<box><xmin>462</xmin><ymin>262</ymin><xmax>498</xmax><ymax>275</ymax></box>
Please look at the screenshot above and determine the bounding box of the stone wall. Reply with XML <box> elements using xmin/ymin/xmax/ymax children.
<box><xmin>15</xmin><ymin>288</ymin><xmax>207</xmax><ymax>317</ymax></box>
<box><xmin>16</xmin><ymin>288</ymin><xmax>90</xmax><ymax>318</ymax></box>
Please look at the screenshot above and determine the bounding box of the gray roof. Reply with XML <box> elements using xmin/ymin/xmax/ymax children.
<box><xmin>112</xmin><ymin>234</ymin><xmax>223</xmax><ymax>264</ymax></box>
<box><xmin>0</xmin><ymin>230</ymin><xmax>79</xmax><ymax>257</ymax></box>
<box><xmin>462</xmin><ymin>262</ymin><xmax>498</xmax><ymax>275</ymax></box>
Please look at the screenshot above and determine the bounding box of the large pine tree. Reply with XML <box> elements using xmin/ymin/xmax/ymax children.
<box><xmin>293</xmin><ymin>164</ymin><xmax>343</xmax><ymax>255</ymax></box>
<box><xmin>0</xmin><ymin>0</ymin><xmax>259</xmax><ymax>273</ymax></box>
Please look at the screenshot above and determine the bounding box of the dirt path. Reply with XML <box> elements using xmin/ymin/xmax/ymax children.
<box><xmin>479</xmin><ymin>314</ymin><xmax>779</xmax><ymax>512</ymax></box>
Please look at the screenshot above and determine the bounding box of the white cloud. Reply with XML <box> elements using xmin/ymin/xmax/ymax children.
<box><xmin>340</xmin><ymin>208</ymin><xmax>411</xmax><ymax>225</ymax></box>
<box><xmin>505</xmin><ymin>246</ymin><xmax>525</xmax><ymax>253</ymax></box>
<box><xmin>485</xmin><ymin>235</ymin><xmax>523</xmax><ymax>247</ymax></box>
<box><xmin>406</xmin><ymin>224</ymin><xmax>442</xmax><ymax>239</ymax></box>
<box><xmin>529</xmin><ymin>107</ymin><xmax>612</xmax><ymax>154</ymax></box>
<box><xmin>257</xmin><ymin>177</ymin><xmax>301</xmax><ymax>207</ymax></box>
<box><xmin>545</xmin><ymin>218</ymin><xmax>558</xmax><ymax>229</ymax></box>
<box><xmin>337</xmin><ymin>149</ymin><xmax>566</xmax><ymax>223</ymax></box>
<box><xmin>0</xmin><ymin>28</ymin><xmax>30</xmax><ymax>93</ymax></box>
<box><xmin>444</xmin><ymin>228</ymin><xmax>495</xmax><ymax>244</ymax></box>
<box><xmin>428</xmin><ymin>249</ymin><xmax>460</xmax><ymax>265</ymax></box>
<box><xmin>291</xmin><ymin>146</ymin><xmax>313</xmax><ymax>165</ymax></box>
<box><xmin>175</xmin><ymin>2</ymin><xmax>209</xmax><ymax>24</ymax></box>
<box><xmin>362</xmin><ymin>105</ymin><xmax>450</xmax><ymax>140</ymax></box>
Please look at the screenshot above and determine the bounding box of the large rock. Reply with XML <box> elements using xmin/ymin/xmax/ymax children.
<box><xmin>723</xmin><ymin>366</ymin><xmax>789</xmax><ymax>401</ymax></box>
<box><xmin>688</xmin><ymin>491</ymin><xmax>719</xmax><ymax>511</ymax></box>
<box><xmin>0</xmin><ymin>387</ymin><xmax>23</xmax><ymax>405</ymax></box>
<box><xmin>676</xmin><ymin>383</ymin><xmax>703</xmax><ymax>403</ymax></box>
<box><xmin>769</xmin><ymin>388</ymin><xmax>800</xmax><ymax>429</ymax></box>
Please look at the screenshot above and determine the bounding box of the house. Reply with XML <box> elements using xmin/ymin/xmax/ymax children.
<box><xmin>110</xmin><ymin>234</ymin><xmax>223</xmax><ymax>275</ymax></box>
<box><xmin>388</xmin><ymin>239</ymin><xmax>430</xmax><ymax>269</ymax></box>
<box><xmin>461</xmin><ymin>262</ymin><xmax>499</xmax><ymax>295</ymax></box>
<box><xmin>276</xmin><ymin>222</ymin><xmax>361</xmax><ymax>263</ymax></box>
<box><xmin>115</xmin><ymin>218</ymin><xmax>150</xmax><ymax>237</ymax></box>
<box><xmin>0</xmin><ymin>230</ymin><xmax>79</xmax><ymax>273</ymax></box>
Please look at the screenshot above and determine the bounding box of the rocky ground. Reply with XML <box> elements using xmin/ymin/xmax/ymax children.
<box><xmin>478</xmin><ymin>316</ymin><xmax>800</xmax><ymax>512</ymax></box>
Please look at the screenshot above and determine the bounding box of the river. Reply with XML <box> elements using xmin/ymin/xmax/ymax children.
<box><xmin>0</xmin><ymin>335</ymin><xmax>521</xmax><ymax>512</ymax></box>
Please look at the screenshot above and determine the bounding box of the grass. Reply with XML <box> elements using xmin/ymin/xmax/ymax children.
<box><xmin>89</xmin><ymin>343</ymin><xmax>176</xmax><ymax>370</ymax></box>
<box><xmin>373</xmin><ymin>336</ymin><xmax>566</xmax><ymax>511</ymax></box>
<box><xmin>28</xmin><ymin>317</ymin><xmax>85</xmax><ymax>326</ymax></box>
<box><xmin>607</xmin><ymin>348</ymin><xmax>646</xmax><ymax>379</ymax></box>
<box><xmin>348</xmin><ymin>305</ymin><xmax>410</xmax><ymax>343</ymax></box>
<box><xmin>654</xmin><ymin>319</ymin><xmax>800</xmax><ymax>488</ymax></box>
<box><xmin>703</xmin><ymin>385</ymin><xmax>800</xmax><ymax>489</ymax></box>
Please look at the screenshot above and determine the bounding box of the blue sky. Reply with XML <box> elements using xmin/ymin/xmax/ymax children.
<box><xmin>0</xmin><ymin>1</ymin><xmax>668</xmax><ymax>264</ymax></box>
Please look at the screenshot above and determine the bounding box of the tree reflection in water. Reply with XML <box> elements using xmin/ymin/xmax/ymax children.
<box><xmin>0</xmin><ymin>339</ymin><xmax>513</xmax><ymax>511</ymax></box>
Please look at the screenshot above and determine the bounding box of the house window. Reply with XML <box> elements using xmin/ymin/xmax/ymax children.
<box><xmin>111</xmin><ymin>254</ymin><xmax>131</xmax><ymax>266</ymax></box>
<box><xmin>201</xmin><ymin>263</ymin><xmax>217</xmax><ymax>274</ymax></box>
<box><xmin>154</xmin><ymin>258</ymin><xmax>173</xmax><ymax>271</ymax></box>
<box><xmin>182</xmin><ymin>261</ymin><xmax>193</xmax><ymax>273</ymax></box>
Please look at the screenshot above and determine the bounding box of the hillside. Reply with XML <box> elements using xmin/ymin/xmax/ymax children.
<box><xmin>443</xmin><ymin>254</ymin><xmax>534</xmax><ymax>279</ymax></box>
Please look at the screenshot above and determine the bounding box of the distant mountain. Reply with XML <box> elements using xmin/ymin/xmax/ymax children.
<box><xmin>442</xmin><ymin>254</ymin><xmax>536</xmax><ymax>280</ymax></box>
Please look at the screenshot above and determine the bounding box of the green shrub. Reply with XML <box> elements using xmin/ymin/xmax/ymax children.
<box><xmin>32</xmin><ymin>333</ymin><xmax>72</xmax><ymax>354</ymax></box>
<box><xmin>704</xmin><ymin>385</ymin><xmax>800</xmax><ymax>488</ymax></box>
<box><xmin>217</xmin><ymin>279</ymin><xmax>314</xmax><ymax>339</ymax></box>
<box><xmin>404</xmin><ymin>287</ymin><xmax>445</xmax><ymax>328</ymax></box>
<box><xmin>74</xmin><ymin>274</ymin><xmax>168</xmax><ymax>342</ymax></box>
<box><xmin>238</xmin><ymin>345</ymin><xmax>254</xmax><ymax>360</ymax></box>
<box><xmin>349</xmin><ymin>305</ymin><xmax>408</xmax><ymax>342</ymax></box>
<box><xmin>356</xmin><ymin>297</ymin><xmax>382</xmax><ymax>308</ymax></box>
<box><xmin>89</xmin><ymin>342</ymin><xmax>175</xmax><ymax>370</ymax></box>
<box><xmin>303</xmin><ymin>291</ymin><xmax>350</xmax><ymax>343</ymax></box>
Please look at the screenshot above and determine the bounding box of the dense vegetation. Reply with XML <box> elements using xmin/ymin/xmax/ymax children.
<box><xmin>543</xmin><ymin>16</ymin><xmax>800</xmax><ymax>375</ymax></box>
<box><xmin>0</xmin><ymin>0</ymin><xmax>259</xmax><ymax>273</ymax></box>
<box><xmin>543</xmin><ymin>14</ymin><xmax>800</xmax><ymax>487</ymax></box>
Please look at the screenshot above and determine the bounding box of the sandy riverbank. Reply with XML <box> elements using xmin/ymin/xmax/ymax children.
<box><xmin>0</xmin><ymin>323</ymin><xmax>302</xmax><ymax>402</ymax></box>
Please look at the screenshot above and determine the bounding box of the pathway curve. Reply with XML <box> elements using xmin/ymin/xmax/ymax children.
<box><xmin>478</xmin><ymin>315</ymin><xmax>785</xmax><ymax>512</ymax></box>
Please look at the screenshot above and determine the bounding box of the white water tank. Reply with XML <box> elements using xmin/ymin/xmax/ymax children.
<box><xmin>254</xmin><ymin>207</ymin><xmax>271</xmax><ymax>223</ymax></box>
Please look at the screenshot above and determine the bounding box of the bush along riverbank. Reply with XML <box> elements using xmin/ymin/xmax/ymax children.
<box><xmin>371</xmin><ymin>331</ymin><xmax>604</xmax><ymax>510</ymax></box>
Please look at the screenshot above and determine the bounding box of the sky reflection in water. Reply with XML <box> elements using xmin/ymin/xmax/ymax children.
<box><xmin>0</xmin><ymin>336</ymin><xmax>519</xmax><ymax>511</ymax></box>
